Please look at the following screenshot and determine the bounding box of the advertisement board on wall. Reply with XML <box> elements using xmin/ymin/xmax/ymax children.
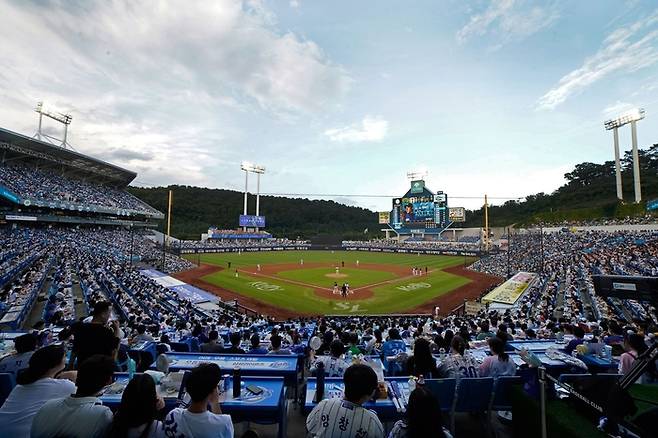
<box><xmin>238</xmin><ymin>215</ymin><xmax>266</xmax><ymax>228</ymax></box>
<box><xmin>378</xmin><ymin>212</ymin><xmax>390</xmax><ymax>224</ymax></box>
<box><xmin>448</xmin><ymin>207</ymin><xmax>466</xmax><ymax>222</ymax></box>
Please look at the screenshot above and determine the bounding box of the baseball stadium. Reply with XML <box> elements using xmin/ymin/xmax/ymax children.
<box><xmin>1</xmin><ymin>2</ymin><xmax>658</xmax><ymax>438</ymax></box>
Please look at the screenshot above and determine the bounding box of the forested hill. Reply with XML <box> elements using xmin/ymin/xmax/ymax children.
<box><xmin>127</xmin><ymin>185</ymin><xmax>378</xmax><ymax>240</ymax></box>
<box><xmin>463</xmin><ymin>143</ymin><xmax>658</xmax><ymax>227</ymax></box>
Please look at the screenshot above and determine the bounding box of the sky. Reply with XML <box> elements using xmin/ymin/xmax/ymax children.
<box><xmin>1</xmin><ymin>0</ymin><xmax>657</xmax><ymax>211</ymax></box>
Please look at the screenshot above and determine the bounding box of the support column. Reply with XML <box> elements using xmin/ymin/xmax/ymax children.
<box><xmin>631</xmin><ymin>120</ymin><xmax>642</xmax><ymax>203</ymax></box>
<box><xmin>255</xmin><ymin>173</ymin><xmax>261</xmax><ymax>218</ymax></box>
<box><xmin>243</xmin><ymin>171</ymin><xmax>249</xmax><ymax>231</ymax></box>
<box><xmin>613</xmin><ymin>127</ymin><xmax>623</xmax><ymax>201</ymax></box>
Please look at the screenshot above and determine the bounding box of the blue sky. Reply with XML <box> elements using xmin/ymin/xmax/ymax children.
<box><xmin>0</xmin><ymin>0</ymin><xmax>657</xmax><ymax>211</ymax></box>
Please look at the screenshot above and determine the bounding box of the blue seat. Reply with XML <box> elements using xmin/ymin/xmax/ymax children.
<box><xmin>189</xmin><ymin>338</ymin><xmax>200</xmax><ymax>353</ymax></box>
<box><xmin>425</xmin><ymin>378</ymin><xmax>456</xmax><ymax>412</ymax></box>
<box><xmin>451</xmin><ymin>377</ymin><xmax>494</xmax><ymax>435</ymax></box>
<box><xmin>490</xmin><ymin>376</ymin><xmax>522</xmax><ymax>411</ymax></box>
<box><xmin>0</xmin><ymin>372</ymin><xmax>16</xmax><ymax>408</ymax></box>
<box><xmin>558</xmin><ymin>373</ymin><xmax>591</xmax><ymax>384</ymax></box>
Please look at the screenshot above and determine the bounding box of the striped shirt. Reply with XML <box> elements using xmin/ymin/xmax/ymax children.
<box><xmin>306</xmin><ymin>398</ymin><xmax>384</xmax><ymax>438</ymax></box>
<box><xmin>437</xmin><ymin>353</ymin><xmax>480</xmax><ymax>379</ymax></box>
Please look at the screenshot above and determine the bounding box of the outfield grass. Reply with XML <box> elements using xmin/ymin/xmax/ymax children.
<box><xmin>188</xmin><ymin>251</ymin><xmax>473</xmax><ymax>315</ymax></box>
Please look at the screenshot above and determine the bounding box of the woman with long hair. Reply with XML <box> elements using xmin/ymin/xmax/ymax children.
<box><xmin>404</xmin><ymin>338</ymin><xmax>437</xmax><ymax>378</ymax></box>
<box><xmin>437</xmin><ymin>335</ymin><xmax>480</xmax><ymax>379</ymax></box>
<box><xmin>388</xmin><ymin>386</ymin><xmax>451</xmax><ymax>438</ymax></box>
<box><xmin>109</xmin><ymin>374</ymin><xmax>165</xmax><ymax>438</ymax></box>
<box><xmin>0</xmin><ymin>344</ymin><xmax>76</xmax><ymax>436</ymax></box>
<box><xmin>479</xmin><ymin>336</ymin><xmax>517</xmax><ymax>377</ymax></box>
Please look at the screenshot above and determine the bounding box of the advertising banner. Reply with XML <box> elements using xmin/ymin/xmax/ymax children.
<box><xmin>239</xmin><ymin>215</ymin><xmax>266</xmax><ymax>227</ymax></box>
<box><xmin>448</xmin><ymin>207</ymin><xmax>466</xmax><ymax>222</ymax></box>
<box><xmin>378</xmin><ymin>211</ymin><xmax>390</xmax><ymax>224</ymax></box>
<box><xmin>482</xmin><ymin>271</ymin><xmax>537</xmax><ymax>305</ymax></box>
<box><xmin>465</xmin><ymin>300</ymin><xmax>485</xmax><ymax>315</ymax></box>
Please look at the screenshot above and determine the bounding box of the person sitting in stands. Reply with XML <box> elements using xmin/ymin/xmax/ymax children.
<box><xmin>247</xmin><ymin>333</ymin><xmax>268</xmax><ymax>354</ymax></box>
<box><xmin>163</xmin><ymin>363</ymin><xmax>233</xmax><ymax>438</ymax></box>
<box><xmin>388</xmin><ymin>386</ymin><xmax>451</xmax><ymax>438</ymax></box>
<box><xmin>563</xmin><ymin>326</ymin><xmax>585</xmax><ymax>355</ymax></box>
<box><xmin>200</xmin><ymin>330</ymin><xmax>224</xmax><ymax>353</ymax></box>
<box><xmin>31</xmin><ymin>354</ymin><xmax>115</xmax><ymax>438</ymax></box>
<box><xmin>222</xmin><ymin>332</ymin><xmax>246</xmax><ymax>354</ymax></box>
<box><xmin>437</xmin><ymin>336</ymin><xmax>479</xmax><ymax>379</ymax></box>
<box><xmin>311</xmin><ymin>340</ymin><xmax>350</xmax><ymax>377</ymax></box>
<box><xmin>268</xmin><ymin>335</ymin><xmax>291</xmax><ymax>355</ymax></box>
<box><xmin>404</xmin><ymin>338</ymin><xmax>437</xmax><ymax>378</ymax></box>
<box><xmin>306</xmin><ymin>364</ymin><xmax>384</xmax><ymax>438</ymax></box>
<box><xmin>133</xmin><ymin>325</ymin><xmax>155</xmax><ymax>343</ymax></box>
<box><xmin>619</xmin><ymin>333</ymin><xmax>653</xmax><ymax>383</ymax></box>
<box><xmin>109</xmin><ymin>373</ymin><xmax>166</xmax><ymax>438</ymax></box>
<box><xmin>0</xmin><ymin>332</ymin><xmax>38</xmax><ymax>374</ymax></box>
<box><xmin>0</xmin><ymin>344</ymin><xmax>76</xmax><ymax>437</ymax></box>
<box><xmin>479</xmin><ymin>336</ymin><xmax>517</xmax><ymax>378</ymax></box>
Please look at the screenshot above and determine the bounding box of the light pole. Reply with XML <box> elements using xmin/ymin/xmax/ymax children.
<box><xmin>240</xmin><ymin>162</ymin><xmax>266</xmax><ymax>231</ymax></box>
<box><xmin>604</xmin><ymin>108</ymin><xmax>646</xmax><ymax>203</ymax></box>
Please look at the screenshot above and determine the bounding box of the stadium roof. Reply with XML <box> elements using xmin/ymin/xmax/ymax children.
<box><xmin>0</xmin><ymin>126</ymin><xmax>137</xmax><ymax>185</ymax></box>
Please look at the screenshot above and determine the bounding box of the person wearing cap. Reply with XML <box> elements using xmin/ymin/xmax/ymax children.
<box><xmin>0</xmin><ymin>332</ymin><xmax>37</xmax><ymax>374</ymax></box>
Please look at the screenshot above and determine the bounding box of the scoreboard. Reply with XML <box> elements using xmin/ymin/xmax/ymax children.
<box><xmin>389</xmin><ymin>180</ymin><xmax>449</xmax><ymax>235</ymax></box>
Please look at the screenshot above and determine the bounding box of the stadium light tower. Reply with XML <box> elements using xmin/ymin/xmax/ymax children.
<box><xmin>604</xmin><ymin>108</ymin><xmax>646</xmax><ymax>203</ymax></box>
<box><xmin>240</xmin><ymin>162</ymin><xmax>266</xmax><ymax>231</ymax></box>
<box><xmin>33</xmin><ymin>101</ymin><xmax>74</xmax><ymax>149</ymax></box>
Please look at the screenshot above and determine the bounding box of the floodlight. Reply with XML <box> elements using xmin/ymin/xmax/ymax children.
<box><xmin>604</xmin><ymin>108</ymin><xmax>645</xmax><ymax>130</ymax></box>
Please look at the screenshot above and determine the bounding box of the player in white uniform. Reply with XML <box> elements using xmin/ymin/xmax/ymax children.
<box><xmin>306</xmin><ymin>364</ymin><xmax>384</xmax><ymax>438</ymax></box>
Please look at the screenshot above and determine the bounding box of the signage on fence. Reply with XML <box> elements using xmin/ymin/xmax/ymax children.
<box><xmin>464</xmin><ymin>300</ymin><xmax>485</xmax><ymax>315</ymax></box>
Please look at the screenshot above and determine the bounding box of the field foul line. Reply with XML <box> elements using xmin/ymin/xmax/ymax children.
<box><xmin>238</xmin><ymin>268</ymin><xmax>439</xmax><ymax>292</ymax></box>
<box><xmin>351</xmin><ymin>270</ymin><xmax>437</xmax><ymax>292</ymax></box>
<box><xmin>237</xmin><ymin>270</ymin><xmax>332</xmax><ymax>291</ymax></box>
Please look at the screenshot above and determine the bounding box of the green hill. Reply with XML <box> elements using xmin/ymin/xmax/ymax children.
<box><xmin>129</xmin><ymin>144</ymin><xmax>657</xmax><ymax>238</ymax></box>
<box><xmin>127</xmin><ymin>185</ymin><xmax>378</xmax><ymax>240</ymax></box>
<box><xmin>463</xmin><ymin>144</ymin><xmax>658</xmax><ymax>227</ymax></box>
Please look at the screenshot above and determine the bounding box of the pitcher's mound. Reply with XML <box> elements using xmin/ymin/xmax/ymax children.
<box><xmin>325</xmin><ymin>273</ymin><xmax>348</xmax><ymax>279</ymax></box>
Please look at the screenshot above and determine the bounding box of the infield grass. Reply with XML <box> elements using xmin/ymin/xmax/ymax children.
<box><xmin>186</xmin><ymin>251</ymin><xmax>474</xmax><ymax>315</ymax></box>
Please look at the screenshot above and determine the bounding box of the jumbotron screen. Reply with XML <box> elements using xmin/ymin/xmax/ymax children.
<box><xmin>389</xmin><ymin>180</ymin><xmax>448</xmax><ymax>234</ymax></box>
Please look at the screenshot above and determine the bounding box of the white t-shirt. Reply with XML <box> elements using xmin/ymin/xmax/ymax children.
<box><xmin>30</xmin><ymin>395</ymin><xmax>113</xmax><ymax>438</ymax></box>
<box><xmin>127</xmin><ymin>420</ymin><xmax>166</xmax><ymax>438</ymax></box>
<box><xmin>0</xmin><ymin>351</ymin><xmax>34</xmax><ymax>374</ymax></box>
<box><xmin>0</xmin><ymin>377</ymin><xmax>76</xmax><ymax>437</ymax></box>
<box><xmin>163</xmin><ymin>408</ymin><xmax>234</xmax><ymax>438</ymax></box>
<box><xmin>306</xmin><ymin>398</ymin><xmax>384</xmax><ymax>438</ymax></box>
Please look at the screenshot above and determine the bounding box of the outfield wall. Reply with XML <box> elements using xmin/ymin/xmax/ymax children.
<box><xmin>178</xmin><ymin>245</ymin><xmax>310</xmax><ymax>254</ymax></box>
<box><xmin>342</xmin><ymin>246</ymin><xmax>482</xmax><ymax>257</ymax></box>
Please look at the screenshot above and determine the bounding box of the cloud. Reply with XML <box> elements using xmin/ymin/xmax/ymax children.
<box><xmin>457</xmin><ymin>0</ymin><xmax>560</xmax><ymax>47</ymax></box>
<box><xmin>324</xmin><ymin>116</ymin><xmax>389</xmax><ymax>143</ymax></box>
<box><xmin>290</xmin><ymin>0</ymin><xmax>300</xmax><ymax>8</ymax></box>
<box><xmin>602</xmin><ymin>101</ymin><xmax>637</xmax><ymax>117</ymax></box>
<box><xmin>537</xmin><ymin>10</ymin><xmax>658</xmax><ymax>110</ymax></box>
<box><xmin>0</xmin><ymin>0</ymin><xmax>351</xmax><ymax>186</ymax></box>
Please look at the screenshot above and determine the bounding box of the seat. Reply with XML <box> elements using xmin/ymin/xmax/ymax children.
<box><xmin>425</xmin><ymin>378</ymin><xmax>456</xmax><ymax>412</ymax></box>
<box><xmin>170</xmin><ymin>342</ymin><xmax>191</xmax><ymax>352</ymax></box>
<box><xmin>490</xmin><ymin>376</ymin><xmax>522</xmax><ymax>411</ymax></box>
<box><xmin>451</xmin><ymin>377</ymin><xmax>494</xmax><ymax>435</ymax></box>
<box><xmin>0</xmin><ymin>372</ymin><xmax>16</xmax><ymax>408</ymax></box>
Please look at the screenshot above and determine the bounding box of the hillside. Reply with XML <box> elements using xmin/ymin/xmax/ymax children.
<box><xmin>127</xmin><ymin>185</ymin><xmax>378</xmax><ymax>240</ymax></box>
<box><xmin>463</xmin><ymin>144</ymin><xmax>658</xmax><ymax>227</ymax></box>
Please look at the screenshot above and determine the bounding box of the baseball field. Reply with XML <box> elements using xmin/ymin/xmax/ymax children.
<box><xmin>176</xmin><ymin>251</ymin><xmax>500</xmax><ymax>317</ymax></box>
